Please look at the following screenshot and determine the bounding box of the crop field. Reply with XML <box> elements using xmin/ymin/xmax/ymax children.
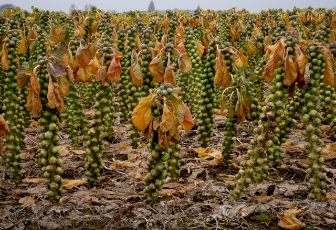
<box><xmin>0</xmin><ymin>6</ymin><xmax>336</xmax><ymax>230</ymax></box>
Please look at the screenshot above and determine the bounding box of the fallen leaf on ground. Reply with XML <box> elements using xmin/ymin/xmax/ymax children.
<box><xmin>322</xmin><ymin>147</ymin><xmax>336</xmax><ymax>160</ymax></box>
<box><xmin>111</xmin><ymin>161</ymin><xmax>139</xmax><ymax>168</ymax></box>
<box><xmin>256</xmin><ymin>194</ymin><xmax>274</xmax><ymax>203</ymax></box>
<box><xmin>277</xmin><ymin>207</ymin><xmax>306</xmax><ymax>229</ymax></box>
<box><xmin>63</xmin><ymin>178</ymin><xmax>85</xmax><ymax>189</ymax></box>
<box><xmin>326</xmin><ymin>193</ymin><xmax>336</xmax><ymax>200</ymax></box>
<box><xmin>19</xmin><ymin>196</ymin><xmax>35</xmax><ymax>205</ymax></box>
<box><xmin>160</xmin><ymin>189</ymin><xmax>176</xmax><ymax>197</ymax></box>
<box><xmin>281</xmin><ymin>142</ymin><xmax>293</xmax><ymax>147</ymax></box>
<box><xmin>215</xmin><ymin>109</ymin><xmax>228</xmax><ymax>115</ymax></box>
<box><xmin>195</xmin><ymin>147</ymin><xmax>221</xmax><ymax>160</ymax></box>
<box><xmin>57</xmin><ymin>145</ymin><xmax>71</xmax><ymax>157</ymax></box>
<box><xmin>22</xmin><ymin>178</ymin><xmax>44</xmax><ymax>184</ymax></box>
<box><xmin>217</xmin><ymin>174</ymin><xmax>236</xmax><ymax>181</ymax></box>
<box><xmin>71</xmin><ymin>150</ymin><xmax>85</xmax><ymax>155</ymax></box>
<box><xmin>31</xmin><ymin>121</ymin><xmax>39</xmax><ymax>126</ymax></box>
<box><xmin>120</xmin><ymin>143</ymin><xmax>130</xmax><ymax>149</ymax></box>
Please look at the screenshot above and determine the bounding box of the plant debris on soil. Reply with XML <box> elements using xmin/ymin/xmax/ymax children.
<box><xmin>1</xmin><ymin>109</ymin><xmax>336</xmax><ymax>230</ymax></box>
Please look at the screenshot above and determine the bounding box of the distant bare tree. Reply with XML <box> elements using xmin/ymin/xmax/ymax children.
<box><xmin>148</xmin><ymin>1</ymin><xmax>155</xmax><ymax>12</ymax></box>
<box><xmin>0</xmin><ymin>4</ymin><xmax>15</xmax><ymax>13</ymax></box>
<box><xmin>84</xmin><ymin>4</ymin><xmax>94</xmax><ymax>12</ymax></box>
<box><xmin>69</xmin><ymin>4</ymin><xmax>77</xmax><ymax>12</ymax></box>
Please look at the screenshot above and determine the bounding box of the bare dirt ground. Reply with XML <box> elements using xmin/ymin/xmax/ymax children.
<box><xmin>1</xmin><ymin>109</ymin><xmax>336</xmax><ymax>230</ymax></box>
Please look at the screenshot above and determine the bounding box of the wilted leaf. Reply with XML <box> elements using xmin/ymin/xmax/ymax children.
<box><xmin>18</xmin><ymin>41</ymin><xmax>26</xmax><ymax>54</ymax></box>
<box><xmin>111</xmin><ymin>161</ymin><xmax>139</xmax><ymax>168</ymax></box>
<box><xmin>322</xmin><ymin>46</ymin><xmax>335</xmax><ymax>88</ymax></box>
<box><xmin>195</xmin><ymin>147</ymin><xmax>221</xmax><ymax>159</ymax></box>
<box><xmin>160</xmin><ymin>103</ymin><xmax>174</xmax><ymax>132</ymax></box>
<box><xmin>66</xmin><ymin>65</ymin><xmax>74</xmax><ymax>82</ymax></box>
<box><xmin>180</xmin><ymin>102</ymin><xmax>194</xmax><ymax>131</ymax></box>
<box><xmin>130</xmin><ymin>60</ymin><xmax>143</xmax><ymax>86</ymax></box>
<box><xmin>22</xmin><ymin>178</ymin><xmax>44</xmax><ymax>184</ymax></box>
<box><xmin>190</xmin><ymin>18</ymin><xmax>200</xmax><ymax>28</ymax></box>
<box><xmin>149</xmin><ymin>55</ymin><xmax>164</xmax><ymax>82</ymax></box>
<box><xmin>75</xmin><ymin>46</ymin><xmax>92</xmax><ymax>68</ymax></box>
<box><xmin>256</xmin><ymin>194</ymin><xmax>274</xmax><ymax>203</ymax></box>
<box><xmin>48</xmin><ymin>46</ymin><xmax>69</xmax><ymax>67</ymax></box>
<box><xmin>158</xmin><ymin>127</ymin><xmax>169</xmax><ymax>148</ymax></box>
<box><xmin>75</xmin><ymin>66</ymin><xmax>92</xmax><ymax>82</ymax></box>
<box><xmin>164</xmin><ymin>65</ymin><xmax>176</xmax><ymax>86</ymax></box>
<box><xmin>178</xmin><ymin>52</ymin><xmax>192</xmax><ymax>73</ymax></box>
<box><xmin>50</xmin><ymin>24</ymin><xmax>65</xmax><ymax>45</ymax></box>
<box><xmin>214</xmin><ymin>50</ymin><xmax>231</xmax><ymax>88</ymax></box>
<box><xmin>19</xmin><ymin>196</ymin><xmax>35</xmax><ymax>205</ymax></box>
<box><xmin>132</xmin><ymin>93</ymin><xmax>156</xmax><ymax>131</ymax></box>
<box><xmin>277</xmin><ymin>207</ymin><xmax>306</xmax><ymax>230</ymax></box>
<box><xmin>27</xmin><ymin>74</ymin><xmax>42</xmax><ymax>117</ymax></box>
<box><xmin>176</xmin><ymin>41</ymin><xmax>185</xmax><ymax>55</ymax></box>
<box><xmin>0</xmin><ymin>115</ymin><xmax>10</xmax><ymax>137</ymax></box>
<box><xmin>63</xmin><ymin>178</ymin><xmax>85</xmax><ymax>189</ymax></box>
<box><xmin>1</xmin><ymin>44</ymin><xmax>9</xmax><ymax>70</ymax></box>
<box><xmin>47</xmin><ymin>78</ymin><xmax>66</xmax><ymax>114</ymax></box>
<box><xmin>246</xmin><ymin>38</ymin><xmax>257</xmax><ymax>57</ymax></box>
<box><xmin>57</xmin><ymin>75</ymin><xmax>70</xmax><ymax>97</ymax></box>
<box><xmin>47</xmin><ymin>61</ymin><xmax>66</xmax><ymax>78</ymax></box>
<box><xmin>196</xmin><ymin>40</ymin><xmax>205</xmax><ymax>58</ymax></box>
<box><xmin>107</xmin><ymin>57</ymin><xmax>122</xmax><ymax>81</ymax></box>
<box><xmin>136</xmin><ymin>31</ymin><xmax>141</xmax><ymax>50</ymax></box>
<box><xmin>283</xmin><ymin>50</ymin><xmax>298</xmax><ymax>87</ymax></box>
<box><xmin>17</xmin><ymin>65</ymin><xmax>31</xmax><ymax>88</ymax></box>
<box><xmin>262</xmin><ymin>38</ymin><xmax>287</xmax><ymax>82</ymax></box>
<box><xmin>230</xmin><ymin>48</ymin><xmax>248</xmax><ymax>68</ymax></box>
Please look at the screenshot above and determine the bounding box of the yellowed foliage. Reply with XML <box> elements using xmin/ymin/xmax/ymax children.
<box><xmin>277</xmin><ymin>207</ymin><xmax>306</xmax><ymax>230</ymax></box>
<box><xmin>63</xmin><ymin>178</ymin><xmax>85</xmax><ymax>189</ymax></box>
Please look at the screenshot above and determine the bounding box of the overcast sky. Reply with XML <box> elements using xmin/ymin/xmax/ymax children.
<box><xmin>5</xmin><ymin>0</ymin><xmax>336</xmax><ymax>13</ymax></box>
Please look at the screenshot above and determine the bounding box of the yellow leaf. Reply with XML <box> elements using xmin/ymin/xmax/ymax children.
<box><xmin>47</xmin><ymin>79</ymin><xmax>66</xmax><ymax>114</ymax></box>
<box><xmin>160</xmin><ymin>103</ymin><xmax>174</xmax><ymax>132</ymax></box>
<box><xmin>178</xmin><ymin>52</ymin><xmax>192</xmax><ymax>73</ymax></box>
<box><xmin>120</xmin><ymin>143</ymin><xmax>130</xmax><ymax>149</ymax></box>
<box><xmin>149</xmin><ymin>55</ymin><xmax>164</xmax><ymax>82</ymax></box>
<box><xmin>163</xmin><ymin>65</ymin><xmax>176</xmax><ymax>86</ymax></box>
<box><xmin>0</xmin><ymin>115</ymin><xmax>10</xmax><ymax>137</ymax></box>
<box><xmin>132</xmin><ymin>94</ymin><xmax>156</xmax><ymax>131</ymax></box>
<box><xmin>19</xmin><ymin>197</ymin><xmax>35</xmax><ymax>205</ymax></box>
<box><xmin>281</xmin><ymin>142</ymin><xmax>293</xmax><ymax>147</ymax></box>
<box><xmin>246</xmin><ymin>38</ymin><xmax>257</xmax><ymax>57</ymax></box>
<box><xmin>1</xmin><ymin>43</ymin><xmax>9</xmax><ymax>70</ymax></box>
<box><xmin>180</xmin><ymin>102</ymin><xmax>194</xmax><ymax>131</ymax></box>
<box><xmin>214</xmin><ymin>50</ymin><xmax>231</xmax><ymax>88</ymax></box>
<box><xmin>22</xmin><ymin>178</ymin><xmax>44</xmax><ymax>184</ymax></box>
<box><xmin>30</xmin><ymin>121</ymin><xmax>39</xmax><ymax>127</ymax></box>
<box><xmin>195</xmin><ymin>147</ymin><xmax>221</xmax><ymax>160</ymax></box>
<box><xmin>62</xmin><ymin>178</ymin><xmax>85</xmax><ymax>189</ymax></box>
<box><xmin>196</xmin><ymin>40</ymin><xmax>205</xmax><ymax>58</ymax></box>
<box><xmin>277</xmin><ymin>207</ymin><xmax>306</xmax><ymax>230</ymax></box>
<box><xmin>262</xmin><ymin>38</ymin><xmax>287</xmax><ymax>82</ymax></box>
<box><xmin>322</xmin><ymin>46</ymin><xmax>335</xmax><ymax>88</ymax></box>
<box><xmin>283</xmin><ymin>51</ymin><xmax>298</xmax><ymax>87</ymax></box>
<box><xmin>111</xmin><ymin>161</ymin><xmax>139</xmax><ymax>168</ymax></box>
<box><xmin>215</xmin><ymin>109</ymin><xmax>228</xmax><ymax>115</ymax></box>
<box><xmin>231</xmin><ymin>48</ymin><xmax>248</xmax><ymax>68</ymax></box>
<box><xmin>18</xmin><ymin>41</ymin><xmax>26</xmax><ymax>54</ymax></box>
